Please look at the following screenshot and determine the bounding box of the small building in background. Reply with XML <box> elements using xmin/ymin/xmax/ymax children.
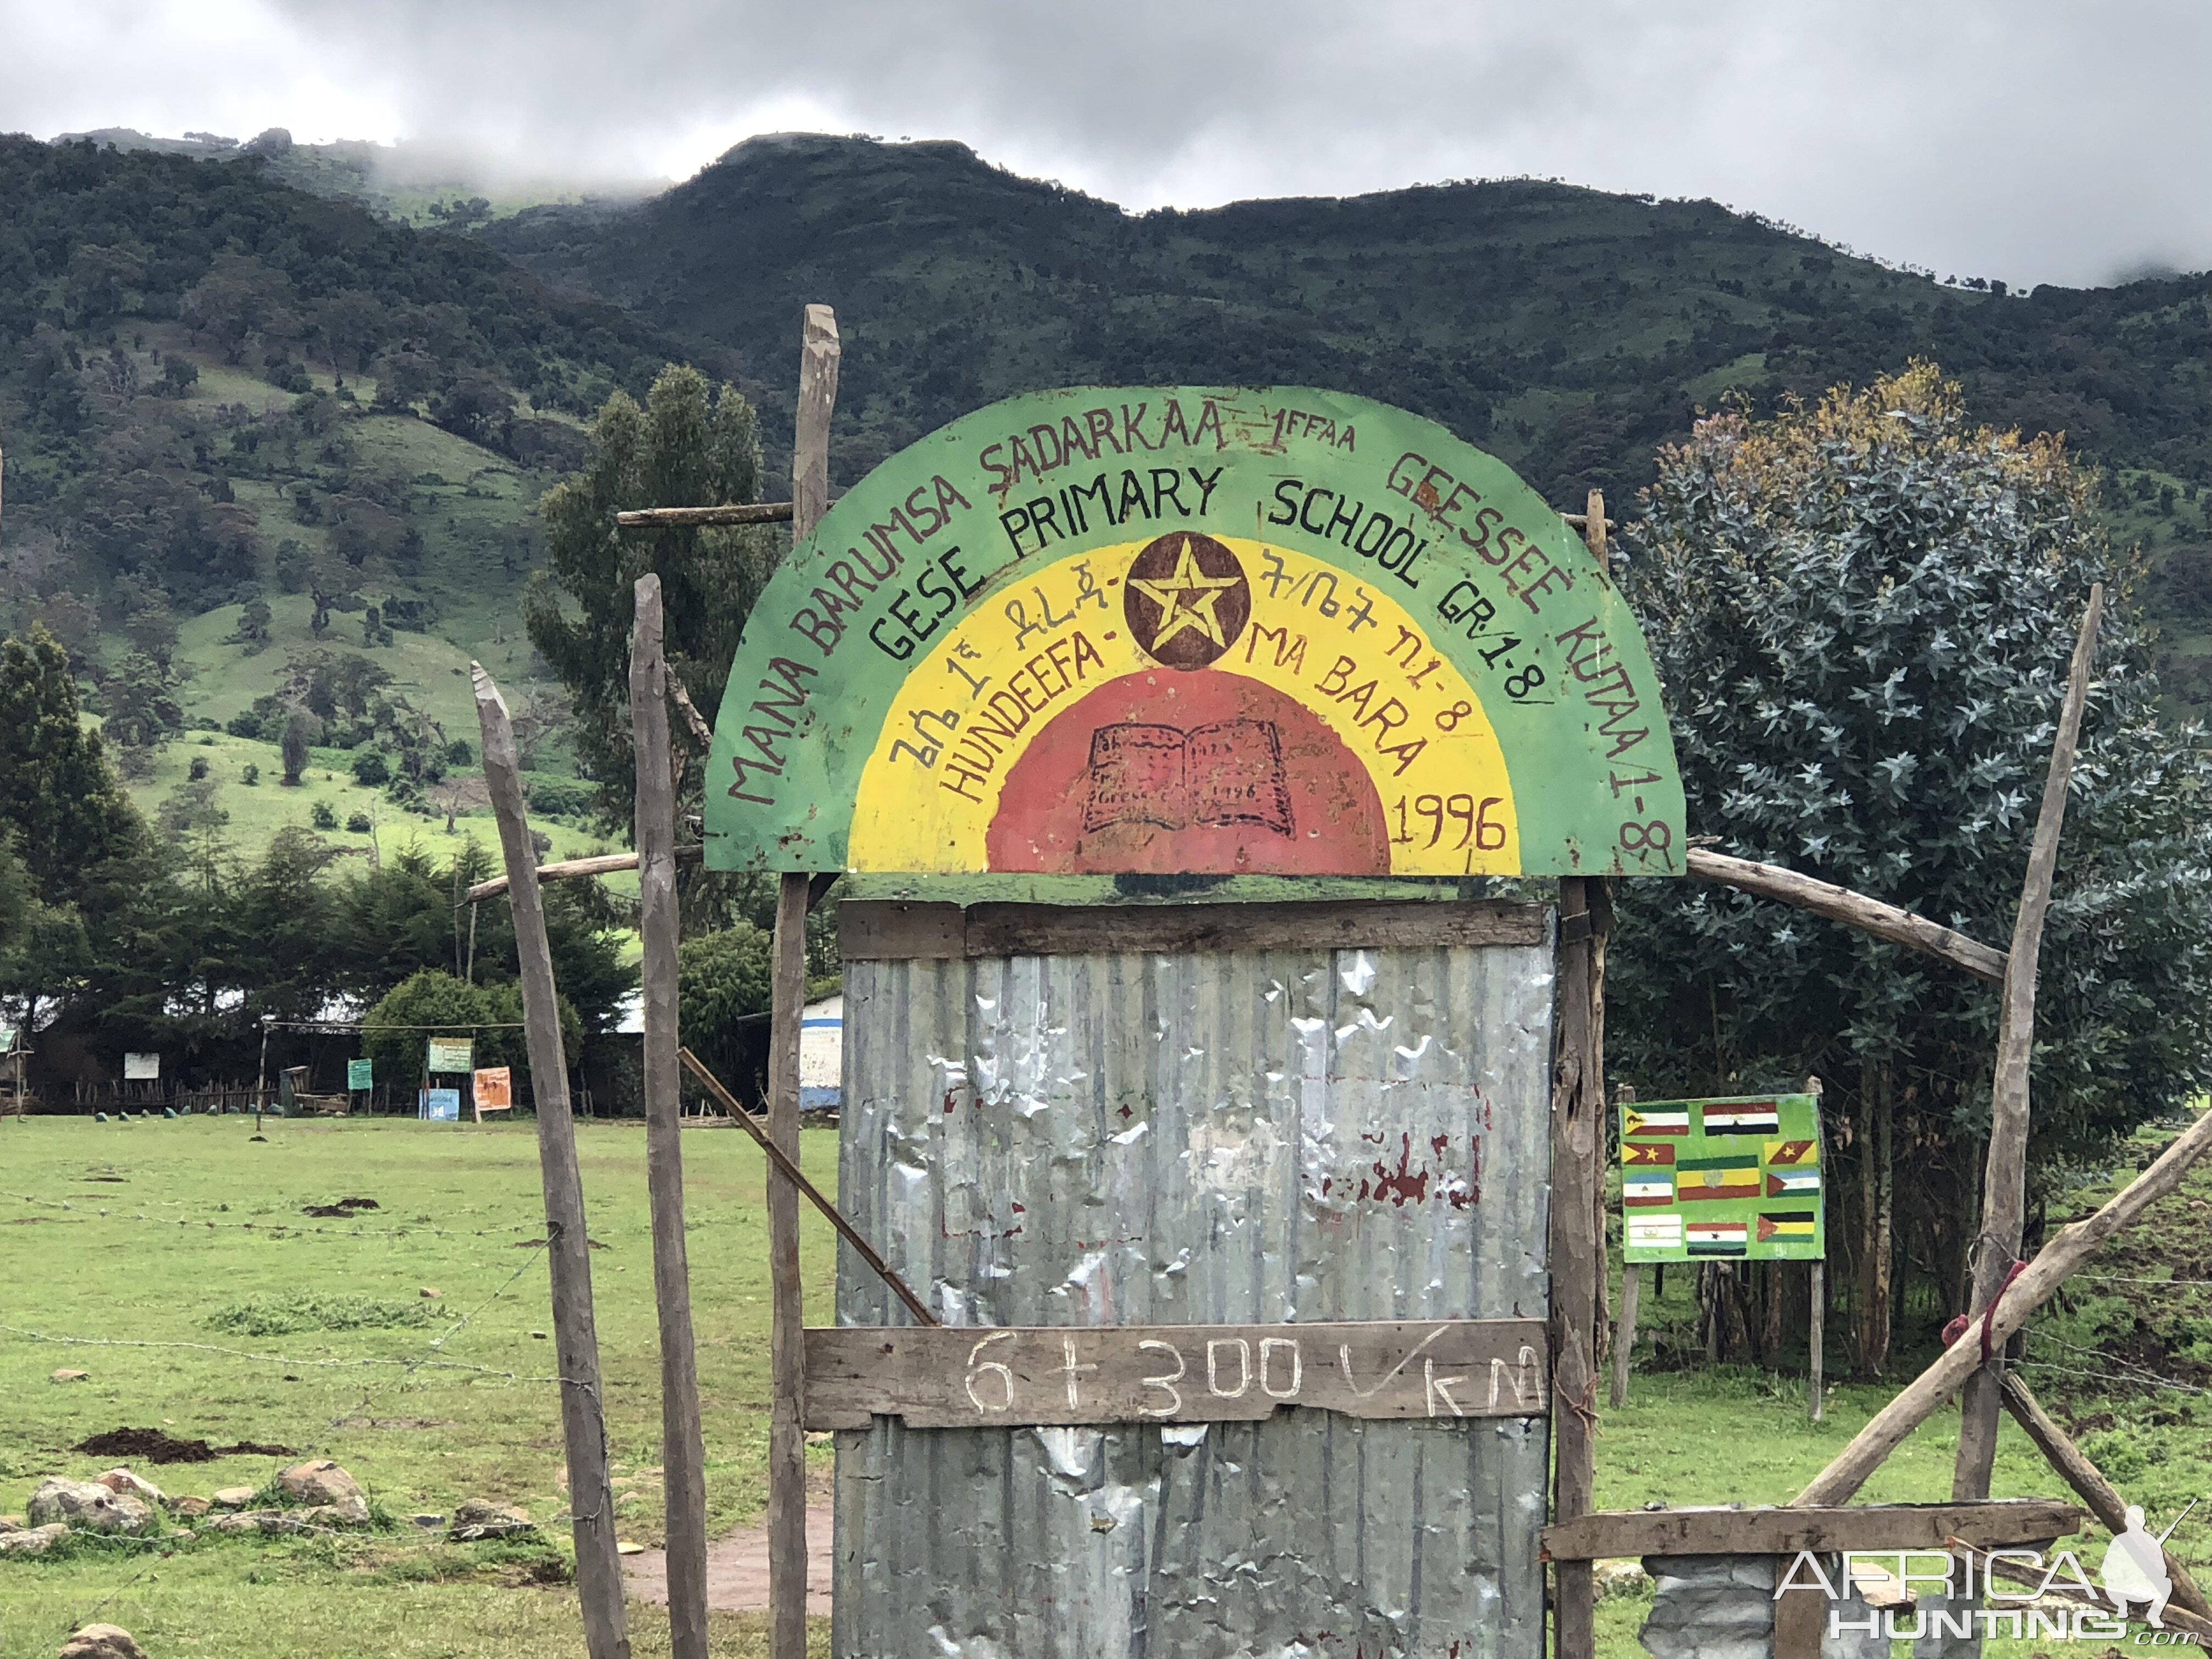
<box><xmin>800</xmin><ymin>996</ymin><xmax>842</xmax><ymax>1115</ymax></box>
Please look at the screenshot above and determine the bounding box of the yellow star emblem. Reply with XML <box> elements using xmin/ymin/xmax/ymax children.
<box><xmin>1130</xmin><ymin>536</ymin><xmax>1239</xmax><ymax>652</ymax></box>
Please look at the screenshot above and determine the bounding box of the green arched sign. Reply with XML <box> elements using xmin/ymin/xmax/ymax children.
<box><xmin>706</xmin><ymin>387</ymin><xmax>1682</xmax><ymax>878</ymax></box>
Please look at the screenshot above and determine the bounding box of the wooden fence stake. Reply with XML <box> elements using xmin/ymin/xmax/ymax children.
<box><xmin>632</xmin><ymin>576</ymin><xmax>708</xmax><ymax>1659</ymax></box>
<box><xmin>1954</xmin><ymin>585</ymin><xmax>2103</xmax><ymax>1502</ymax></box>
<box><xmin>473</xmin><ymin>662</ymin><xmax>631</xmax><ymax>1659</ymax></box>
<box><xmin>1793</xmin><ymin>1101</ymin><xmax>2212</xmax><ymax>1506</ymax></box>
<box><xmin>1609</xmin><ymin>1085</ymin><xmax>1637</xmax><ymax>1410</ymax></box>
<box><xmin>1806</xmin><ymin>1076</ymin><xmax>1824</xmax><ymax>1424</ymax></box>
<box><xmin>1609</xmin><ymin>1267</ymin><xmax>1639</xmax><ymax>1410</ymax></box>
<box><xmin>765</xmin><ymin>301</ymin><xmax>839</xmax><ymax>1659</ymax></box>
<box><xmin>2000</xmin><ymin>1370</ymin><xmax>2210</xmax><ymax>1617</ymax></box>
<box><xmin>1549</xmin><ymin>874</ymin><xmax>1607</xmax><ymax>1659</ymax></box>
<box><xmin>1808</xmin><ymin>1261</ymin><xmax>1824</xmax><ymax>1424</ymax></box>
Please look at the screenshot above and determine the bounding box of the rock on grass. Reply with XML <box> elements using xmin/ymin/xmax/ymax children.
<box><xmin>26</xmin><ymin>1479</ymin><xmax>153</xmax><ymax>1536</ymax></box>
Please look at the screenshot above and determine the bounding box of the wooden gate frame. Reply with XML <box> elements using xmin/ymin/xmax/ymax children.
<box><xmin>462</xmin><ymin>309</ymin><xmax>2212</xmax><ymax>1659</ymax></box>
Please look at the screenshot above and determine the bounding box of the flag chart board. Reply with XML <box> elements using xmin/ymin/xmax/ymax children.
<box><xmin>704</xmin><ymin>386</ymin><xmax>1684</xmax><ymax>878</ymax></box>
<box><xmin>1620</xmin><ymin>1092</ymin><xmax>1825</xmax><ymax>1262</ymax></box>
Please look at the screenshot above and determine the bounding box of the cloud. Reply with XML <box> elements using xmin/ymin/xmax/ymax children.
<box><xmin>5</xmin><ymin>0</ymin><xmax>2209</xmax><ymax>287</ymax></box>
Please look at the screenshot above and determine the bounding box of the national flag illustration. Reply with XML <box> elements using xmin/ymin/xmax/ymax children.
<box><xmin>1701</xmin><ymin>1103</ymin><xmax>1780</xmax><ymax>1135</ymax></box>
<box><xmin>1766</xmin><ymin>1170</ymin><xmax>1821</xmax><ymax>1198</ymax></box>
<box><xmin>1757</xmin><ymin>1211</ymin><xmax>1817</xmax><ymax>1243</ymax></box>
<box><xmin>1686</xmin><ymin>1220</ymin><xmax>1748</xmax><ymax>1255</ymax></box>
<box><xmin>1624</xmin><ymin>1108</ymin><xmax>1689</xmax><ymax>1137</ymax></box>
<box><xmin>1763</xmin><ymin>1139</ymin><xmax>1816</xmax><ymax>1167</ymax></box>
<box><xmin>1624</xmin><ymin>1175</ymin><xmax>1674</xmax><ymax>1207</ymax></box>
<box><xmin>1627</xmin><ymin>1215</ymin><xmax>1683</xmax><ymax>1249</ymax></box>
<box><xmin>1677</xmin><ymin>1167</ymin><xmax>1760</xmax><ymax>1202</ymax></box>
<box><xmin>1624</xmin><ymin>1141</ymin><xmax>1677</xmax><ymax>1167</ymax></box>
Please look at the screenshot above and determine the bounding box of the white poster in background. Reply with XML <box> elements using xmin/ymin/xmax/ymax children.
<box><xmin>122</xmin><ymin>1052</ymin><xmax>160</xmax><ymax>1080</ymax></box>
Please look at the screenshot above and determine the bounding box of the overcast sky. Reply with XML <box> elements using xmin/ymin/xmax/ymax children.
<box><xmin>5</xmin><ymin>0</ymin><xmax>2208</xmax><ymax>290</ymax></box>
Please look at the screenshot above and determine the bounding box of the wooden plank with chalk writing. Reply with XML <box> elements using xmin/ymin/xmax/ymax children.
<box><xmin>803</xmin><ymin>1318</ymin><xmax>1549</xmax><ymax>1430</ymax></box>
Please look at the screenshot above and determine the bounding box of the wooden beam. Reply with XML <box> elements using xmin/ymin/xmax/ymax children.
<box><xmin>631</xmin><ymin>577</ymin><xmax>708</xmax><ymax>1659</ymax></box>
<box><xmin>1685</xmin><ymin>847</ymin><xmax>2007</xmax><ymax>983</ymax></box>
<box><xmin>680</xmin><ymin>1046</ymin><xmax>936</xmax><ymax>1328</ymax></box>
<box><xmin>764</xmin><ymin>870</ymin><xmax>809</xmax><ymax>1659</ymax></box>
<box><xmin>766</xmin><ymin>301</ymin><xmax>836</xmax><ymax>1659</ymax></box>
<box><xmin>803</xmin><ymin>1319</ymin><xmax>1549</xmax><ymax>1430</ymax></box>
<box><xmin>1955</xmin><ymin>585</ymin><xmax>2104</xmax><ymax>1500</ymax></box>
<box><xmin>616</xmin><ymin>501</ymin><xmax>795</xmax><ymax>527</ymax></box>
<box><xmin>1792</xmin><ymin>1102</ymin><xmax>2212</xmax><ymax>1505</ymax></box>
<box><xmin>465</xmin><ymin>845</ymin><xmax>699</xmax><ymax>905</ymax></box>
<box><xmin>1999</xmin><ymin>1370</ymin><xmax>2210</xmax><ymax>1617</ymax></box>
<box><xmin>1543</xmin><ymin>1499</ymin><xmax>2079</xmax><ymax>1560</ymax></box>
<box><xmin>839</xmin><ymin>898</ymin><xmax>1548</xmax><ymax>961</ymax></box>
<box><xmin>472</xmin><ymin>662</ymin><xmax>630</xmax><ymax>1659</ymax></box>
<box><xmin>1549</xmin><ymin>874</ymin><xmax>1605</xmax><ymax>1659</ymax></box>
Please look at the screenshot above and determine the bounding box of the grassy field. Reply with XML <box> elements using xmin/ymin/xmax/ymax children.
<box><xmin>0</xmin><ymin>1118</ymin><xmax>834</xmax><ymax>1656</ymax></box>
<box><xmin>2</xmin><ymin>1116</ymin><xmax>2206</xmax><ymax>1658</ymax></box>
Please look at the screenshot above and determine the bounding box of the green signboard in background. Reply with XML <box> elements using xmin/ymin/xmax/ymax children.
<box><xmin>347</xmin><ymin>1059</ymin><xmax>374</xmax><ymax>1091</ymax></box>
<box><xmin>425</xmin><ymin>1037</ymin><xmax>473</xmax><ymax>1074</ymax></box>
<box><xmin>1620</xmin><ymin>1092</ymin><xmax>1824</xmax><ymax>1262</ymax></box>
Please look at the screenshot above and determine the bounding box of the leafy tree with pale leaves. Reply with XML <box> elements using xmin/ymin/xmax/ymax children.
<box><xmin>1610</xmin><ymin>364</ymin><xmax>2212</xmax><ymax>1378</ymax></box>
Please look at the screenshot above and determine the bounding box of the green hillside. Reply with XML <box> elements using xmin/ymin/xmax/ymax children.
<box><xmin>487</xmin><ymin>133</ymin><xmax>2212</xmax><ymax>697</ymax></box>
<box><xmin>0</xmin><ymin>134</ymin><xmax>716</xmax><ymax>859</ymax></box>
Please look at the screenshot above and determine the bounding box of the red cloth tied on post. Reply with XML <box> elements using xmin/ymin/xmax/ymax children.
<box><xmin>1942</xmin><ymin>1259</ymin><xmax>2029</xmax><ymax>1360</ymax></box>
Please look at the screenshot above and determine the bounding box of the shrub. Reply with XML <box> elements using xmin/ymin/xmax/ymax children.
<box><xmin>242</xmin><ymin>764</ymin><xmax>259</xmax><ymax>786</ymax></box>
<box><xmin>187</xmin><ymin>756</ymin><xmax>209</xmax><ymax>781</ymax></box>
<box><xmin>351</xmin><ymin>750</ymin><xmax>391</xmax><ymax>787</ymax></box>
<box><xmin>346</xmin><ymin>811</ymin><xmax>372</xmax><ymax>833</ymax></box>
<box><xmin>311</xmin><ymin>800</ymin><xmax>337</xmax><ymax>830</ymax></box>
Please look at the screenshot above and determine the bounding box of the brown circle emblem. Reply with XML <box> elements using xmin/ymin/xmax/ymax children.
<box><xmin>1122</xmin><ymin>532</ymin><xmax>1250</xmax><ymax>668</ymax></box>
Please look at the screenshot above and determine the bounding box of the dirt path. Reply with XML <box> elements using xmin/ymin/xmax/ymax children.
<box><xmin>623</xmin><ymin>1505</ymin><xmax>834</xmax><ymax>1615</ymax></box>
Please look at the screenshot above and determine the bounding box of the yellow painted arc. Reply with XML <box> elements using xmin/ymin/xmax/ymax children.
<box><xmin>849</xmin><ymin>539</ymin><xmax>1520</xmax><ymax>874</ymax></box>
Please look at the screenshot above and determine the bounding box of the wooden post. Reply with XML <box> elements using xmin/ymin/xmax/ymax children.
<box><xmin>766</xmin><ymin>870</ymin><xmax>810</xmax><ymax>1659</ymax></box>
<box><xmin>633</xmin><ymin>576</ymin><xmax>709</xmax><ymax>1659</ymax></box>
<box><xmin>253</xmin><ymin>1017</ymin><xmax>270</xmax><ymax>1135</ymax></box>
<box><xmin>1808</xmin><ymin>1262</ymin><xmax>1825</xmax><ymax>1423</ymax></box>
<box><xmin>1609</xmin><ymin>1085</ymin><xmax>1637</xmax><ymax>1410</ymax></box>
<box><xmin>1684</xmin><ymin>849</ymin><xmax>2006</xmax><ymax>984</ymax></box>
<box><xmin>2000</xmin><ymin>1370</ymin><xmax>2211</xmax><ymax>1617</ymax></box>
<box><xmin>1806</xmin><ymin>1076</ymin><xmax>1824</xmax><ymax>1424</ymax></box>
<box><xmin>473</xmin><ymin>662</ymin><xmax>631</xmax><ymax>1659</ymax></box>
<box><xmin>1609</xmin><ymin>1267</ymin><xmax>1639</xmax><ymax>1410</ymax></box>
<box><xmin>1954</xmin><ymin>585</ymin><xmax>2103</xmax><ymax>1502</ymax></box>
<box><xmin>765</xmin><ymin>301</ymin><xmax>839</xmax><ymax>1659</ymax></box>
<box><xmin>1550</xmin><ymin>874</ymin><xmax>1606</xmax><ymax>1659</ymax></box>
<box><xmin>1793</xmin><ymin>1101</ymin><xmax>2212</xmax><ymax>1506</ymax></box>
<box><xmin>793</xmin><ymin>305</ymin><xmax>840</xmax><ymax>540</ymax></box>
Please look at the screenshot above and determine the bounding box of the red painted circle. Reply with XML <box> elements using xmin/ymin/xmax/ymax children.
<box><xmin>984</xmin><ymin>668</ymin><xmax>1389</xmax><ymax>874</ymax></box>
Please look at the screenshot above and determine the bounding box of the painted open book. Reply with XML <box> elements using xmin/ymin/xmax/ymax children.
<box><xmin>1082</xmin><ymin>719</ymin><xmax>1294</xmax><ymax>835</ymax></box>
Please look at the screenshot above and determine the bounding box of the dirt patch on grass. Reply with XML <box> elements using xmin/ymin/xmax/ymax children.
<box><xmin>74</xmin><ymin>1426</ymin><xmax>298</xmax><ymax>1464</ymax></box>
<box><xmin>301</xmin><ymin>1196</ymin><xmax>382</xmax><ymax>1218</ymax></box>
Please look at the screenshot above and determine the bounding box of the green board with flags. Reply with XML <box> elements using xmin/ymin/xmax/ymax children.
<box><xmin>1620</xmin><ymin>1092</ymin><xmax>1824</xmax><ymax>1262</ymax></box>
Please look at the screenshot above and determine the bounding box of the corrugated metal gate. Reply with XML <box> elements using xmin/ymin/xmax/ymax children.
<box><xmin>832</xmin><ymin>901</ymin><xmax>1556</xmax><ymax>1659</ymax></box>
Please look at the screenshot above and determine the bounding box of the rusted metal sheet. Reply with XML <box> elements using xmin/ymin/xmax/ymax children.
<box><xmin>833</xmin><ymin>926</ymin><xmax>1555</xmax><ymax>1658</ymax></box>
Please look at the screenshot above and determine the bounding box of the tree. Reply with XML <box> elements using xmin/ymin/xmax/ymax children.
<box><xmin>352</xmin><ymin>750</ymin><xmax>391</xmax><ymax>787</ymax></box>
<box><xmin>525</xmin><ymin>364</ymin><xmax>776</xmax><ymax>831</ymax></box>
<box><xmin>678</xmin><ymin>923</ymin><xmax>773</xmax><ymax>1093</ymax></box>
<box><xmin>362</xmin><ymin>969</ymin><xmax>580</xmax><ymax>1095</ymax></box>
<box><xmin>0</xmin><ymin>625</ymin><xmax>143</xmax><ymax>904</ymax></box>
<box><xmin>100</xmin><ymin>653</ymin><xmax>184</xmax><ymax>748</ymax></box>
<box><xmin>280</xmin><ymin>710</ymin><xmax>318</xmax><ymax>785</ymax></box>
<box><xmin>1610</xmin><ymin>364</ymin><xmax>2212</xmax><ymax>1377</ymax></box>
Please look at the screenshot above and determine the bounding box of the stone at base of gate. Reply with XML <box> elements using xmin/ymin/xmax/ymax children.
<box><xmin>1639</xmin><ymin>1553</ymin><xmax>1889</xmax><ymax>1659</ymax></box>
<box><xmin>25</xmin><ymin>1480</ymin><xmax>153</xmax><ymax>1536</ymax></box>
